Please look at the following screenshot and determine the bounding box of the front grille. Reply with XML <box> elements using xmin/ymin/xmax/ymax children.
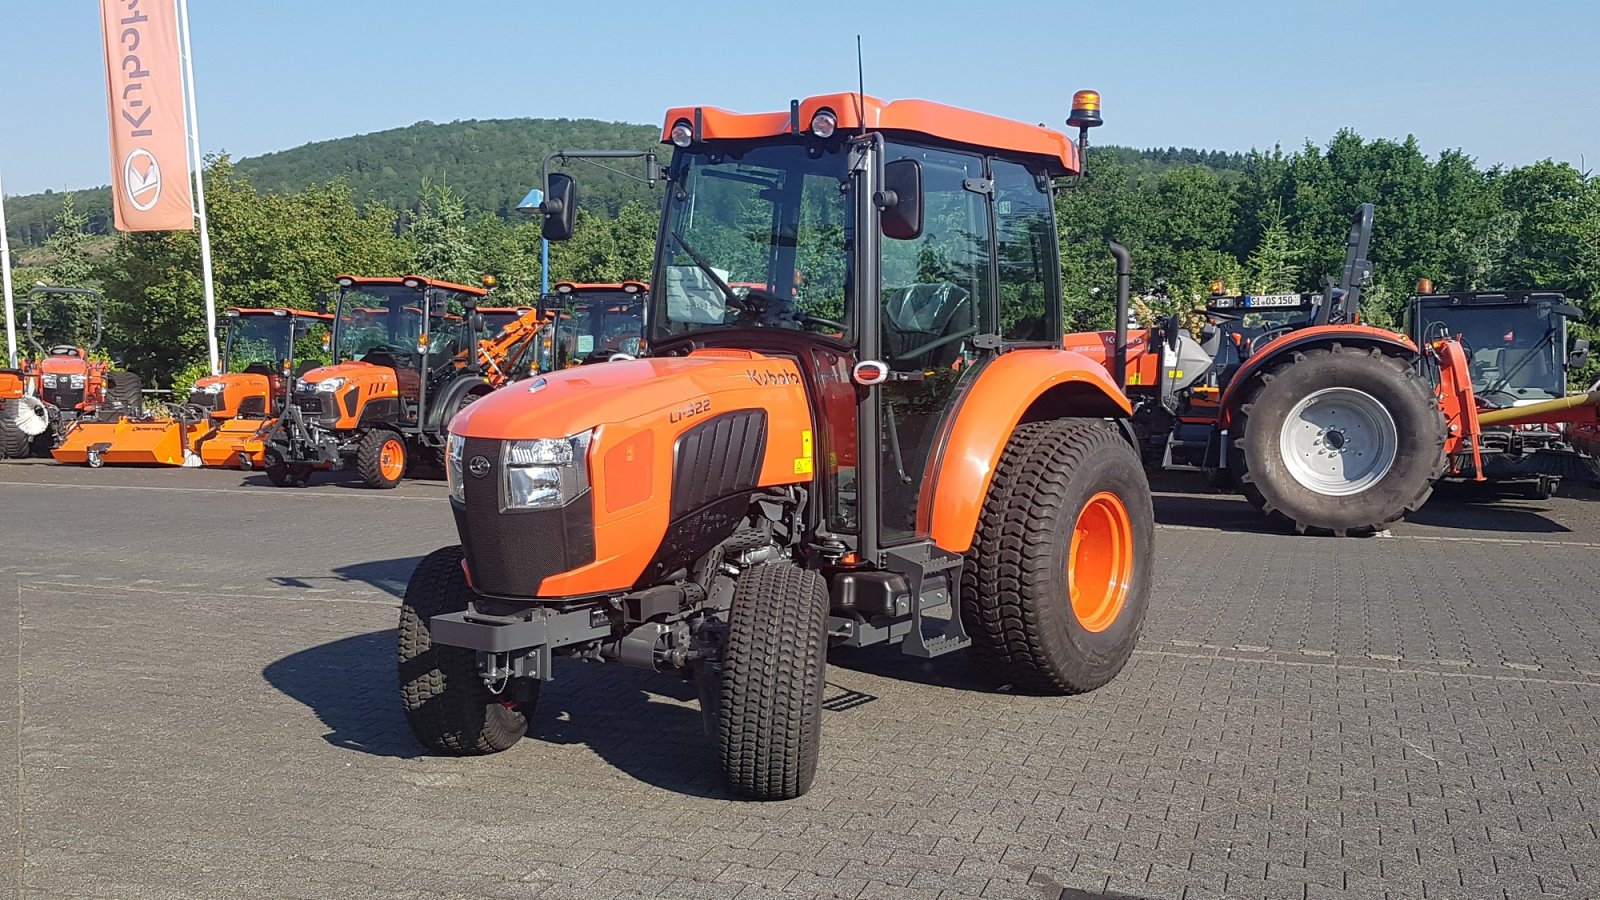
<box><xmin>292</xmin><ymin>393</ymin><xmax>336</xmax><ymax>422</ymax></box>
<box><xmin>42</xmin><ymin>386</ymin><xmax>86</xmax><ymax>410</ymax></box>
<box><xmin>455</xmin><ymin>436</ymin><xmax>596</xmax><ymax>599</ymax></box>
<box><xmin>187</xmin><ymin>392</ymin><xmax>221</xmax><ymax>411</ymax></box>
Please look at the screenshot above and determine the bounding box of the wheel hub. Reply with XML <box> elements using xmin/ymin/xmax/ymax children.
<box><xmin>1278</xmin><ymin>387</ymin><xmax>1398</xmax><ymax>497</ymax></box>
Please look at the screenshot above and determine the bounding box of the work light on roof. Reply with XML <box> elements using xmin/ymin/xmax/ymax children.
<box><xmin>336</xmin><ymin>277</ymin><xmax>354</xmax><ymax>288</ymax></box>
<box><xmin>810</xmin><ymin>109</ymin><xmax>837</xmax><ymax>139</ymax></box>
<box><xmin>402</xmin><ymin>277</ymin><xmax>423</xmax><ymax>290</ymax></box>
<box><xmin>670</xmin><ymin>120</ymin><xmax>694</xmax><ymax>148</ymax></box>
<box><xmin>623</xmin><ymin>283</ymin><xmax>641</xmax><ymax>294</ymax></box>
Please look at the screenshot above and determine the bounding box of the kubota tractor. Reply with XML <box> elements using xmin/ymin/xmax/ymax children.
<box><xmin>265</xmin><ymin>275</ymin><xmax>498</xmax><ymax>488</ymax></box>
<box><xmin>1406</xmin><ymin>284</ymin><xmax>1598</xmax><ymax>494</ymax></box>
<box><xmin>194</xmin><ymin>307</ymin><xmax>336</xmax><ymax>468</ymax></box>
<box><xmin>398</xmin><ymin>90</ymin><xmax>1154</xmax><ymax>800</ymax></box>
<box><xmin>1067</xmin><ymin>205</ymin><xmax>1464</xmax><ymax>535</ymax></box>
<box><xmin>3</xmin><ymin>286</ymin><xmax>142</xmax><ymax>458</ymax></box>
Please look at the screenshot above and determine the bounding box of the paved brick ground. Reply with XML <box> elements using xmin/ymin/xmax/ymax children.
<box><xmin>1</xmin><ymin>461</ymin><xmax>1597</xmax><ymax>899</ymax></box>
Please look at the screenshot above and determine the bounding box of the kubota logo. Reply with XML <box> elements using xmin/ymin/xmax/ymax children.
<box><xmin>123</xmin><ymin>149</ymin><xmax>162</xmax><ymax>212</ymax></box>
<box><xmin>468</xmin><ymin>456</ymin><xmax>491</xmax><ymax>478</ymax></box>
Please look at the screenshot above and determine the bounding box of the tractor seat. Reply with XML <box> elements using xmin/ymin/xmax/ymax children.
<box><xmin>882</xmin><ymin>283</ymin><xmax>973</xmax><ymax>371</ymax></box>
<box><xmin>48</xmin><ymin>345</ymin><xmax>80</xmax><ymax>358</ymax></box>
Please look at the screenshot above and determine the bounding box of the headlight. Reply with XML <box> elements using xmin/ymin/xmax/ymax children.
<box><xmin>446</xmin><ymin>433</ymin><xmax>466</xmax><ymax>502</ymax></box>
<box><xmin>312</xmin><ymin>377</ymin><xmax>346</xmax><ymax>393</ymax></box>
<box><xmin>195</xmin><ymin>381</ymin><xmax>227</xmax><ymax>395</ymax></box>
<box><xmin>69</xmin><ymin>374</ymin><xmax>87</xmax><ymax>388</ymax></box>
<box><xmin>42</xmin><ymin>374</ymin><xmax>58</xmax><ymax>388</ymax></box>
<box><xmin>504</xmin><ymin>431</ymin><xmax>592</xmax><ymax>510</ymax></box>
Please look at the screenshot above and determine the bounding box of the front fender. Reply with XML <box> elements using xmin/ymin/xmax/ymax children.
<box><xmin>1216</xmin><ymin>325</ymin><xmax>1418</xmax><ymax>429</ymax></box>
<box><xmin>928</xmin><ymin>348</ymin><xmax>1132</xmax><ymax>553</ymax></box>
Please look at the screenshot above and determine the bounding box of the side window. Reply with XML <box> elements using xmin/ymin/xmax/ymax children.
<box><xmin>881</xmin><ymin>144</ymin><xmax>991</xmax><ymax>371</ymax></box>
<box><xmin>990</xmin><ymin>159</ymin><xmax>1057</xmax><ymax>343</ymax></box>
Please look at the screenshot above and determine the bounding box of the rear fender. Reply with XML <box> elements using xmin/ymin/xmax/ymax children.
<box><xmin>927</xmin><ymin>348</ymin><xmax>1132</xmax><ymax>553</ymax></box>
<box><xmin>1216</xmin><ymin>325</ymin><xmax>1419</xmax><ymax>430</ymax></box>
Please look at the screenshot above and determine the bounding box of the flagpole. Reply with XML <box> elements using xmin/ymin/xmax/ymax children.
<box><xmin>0</xmin><ymin>165</ymin><xmax>16</xmax><ymax>368</ymax></box>
<box><xmin>175</xmin><ymin>0</ymin><xmax>219</xmax><ymax>375</ymax></box>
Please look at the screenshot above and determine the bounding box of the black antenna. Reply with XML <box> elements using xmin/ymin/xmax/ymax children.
<box><xmin>855</xmin><ymin>35</ymin><xmax>867</xmax><ymax>136</ymax></box>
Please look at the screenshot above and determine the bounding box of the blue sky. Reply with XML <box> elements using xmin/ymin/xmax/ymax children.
<box><xmin>1</xmin><ymin>0</ymin><xmax>1595</xmax><ymax>196</ymax></box>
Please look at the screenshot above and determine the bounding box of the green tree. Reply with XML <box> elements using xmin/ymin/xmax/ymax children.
<box><xmin>408</xmin><ymin>182</ymin><xmax>476</xmax><ymax>285</ymax></box>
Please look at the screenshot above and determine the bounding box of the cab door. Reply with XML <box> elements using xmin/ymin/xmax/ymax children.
<box><xmin>872</xmin><ymin>144</ymin><xmax>994</xmax><ymax>546</ymax></box>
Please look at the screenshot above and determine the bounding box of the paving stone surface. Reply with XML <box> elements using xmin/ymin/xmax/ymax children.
<box><xmin>1</xmin><ymin>462</ymin><xmax>1597</xmax><ymax>899</ymax></box>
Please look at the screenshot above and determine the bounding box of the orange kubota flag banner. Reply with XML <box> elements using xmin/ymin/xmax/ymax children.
<box><xmin>100</xmin><ymin>0</ymin><xmax>193</xmax><ymax>232</ymax></box>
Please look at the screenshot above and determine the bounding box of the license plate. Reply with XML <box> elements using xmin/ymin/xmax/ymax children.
<box><xmin>1243</xmin><ymin>294</ymin><xmax>1305</xmax><ymax>308</ymax></box>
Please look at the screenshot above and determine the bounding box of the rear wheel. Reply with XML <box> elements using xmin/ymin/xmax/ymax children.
<box><xmin>0</xmin><ymin>400</ymin><xmax>30</xmax><ymax>459</ymax></box>
<box><xmin>1230</xmin><ymin>345</ymin><xmax>1446</xmax><ymax>535</ymax></box>
<box><xmin>713</xmin><ymin>562</ymin><xmax>829</xmax><ymax>800</ymax></box>
<box><xmin>399</xmin><ymin>546</ymin><xmax>529</xmax><ymax>755</ymax></box>
<box><xmin>356</xmin><ymin>430</ymin><xmax>406</xmax><ymax>489</ymax></box>
<box><xmin>961</xmin><ymin>418</ymin><xmax>1154</xmax><ymax>694</ymax></box>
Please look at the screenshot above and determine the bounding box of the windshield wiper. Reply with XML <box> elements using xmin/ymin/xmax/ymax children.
<box><xmin>1484</xmin><ymin>326</ymin><xmax>1557</xmax><ymax>396</ymax></box>
<box><xmin>669</xmin><ymin>231</ymin><xmax>747</xmax><ymax>311</ymax></box>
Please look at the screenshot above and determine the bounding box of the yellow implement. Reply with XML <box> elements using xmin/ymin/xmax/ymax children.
<box><xmin>199</xmin><ymin>416</ymin><xmax>274</xmax><ymax>469</ymax></box>
<box><xmin>51</xmin><ymin>416</ymin><xmax>213</xmax><ymax>467</ymax></box>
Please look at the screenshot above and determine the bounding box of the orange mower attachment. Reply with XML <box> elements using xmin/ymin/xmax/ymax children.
<box><xmin>396</xmin><ymin>91</ymin><xmax>1154</xmax><ymax>802</ymax></box>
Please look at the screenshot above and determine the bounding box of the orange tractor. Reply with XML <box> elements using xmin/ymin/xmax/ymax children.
<box><xmin>265</xmin><ymin>275</ymin><xmax>540</xmax><ymax>488</ymax></box>
<box><xmin>398</xmin><ymin>90</ymin><xmax>1154</xmax><ymax>799</ymax></box>
<box><xmin>2</xmin><ymin>286</ymin><xmax>142</xmax><ymax>459</ymax></box>
<box><xmin>50</xmin><ymin>305</ymin><xmax>336</xmax><ymax>468</ymax></box>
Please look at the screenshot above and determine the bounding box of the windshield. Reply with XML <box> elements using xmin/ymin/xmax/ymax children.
<box><xmin>479</xmin><ymin>309</ymin><xmax>530</xmax><ymax>337</ymax></box>
<box><xmin>1418</xmin><ymin>304</ymin><xmax>1565</xmax><ymax>401</ymax></box>
<box><xmin>335</xmin><ymin>284</ymin><xmax>473</xmax><ymax>368</ymax></box>
<box><xmin>550</xmin><ymin>290</ymin><xmax>644</xmax><ymax>364</ymax></box>
<box><xmin>654</xmin><ymin>141</ymin><xmax>852</xmax><ymax>342</ymax></box>
<box><xmin>225</xmin><ymin>314</ymin><xmax>330</xmax><ymax>372</ymax></box>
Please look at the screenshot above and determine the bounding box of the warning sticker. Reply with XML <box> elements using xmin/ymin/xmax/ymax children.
<box><xmin>801</xmin><ymin>430</ymin><xmax>813</xmax><ymax>456</ymax></box>
<box><xmin>794</xmin><ymin>457</ymin><xmax>814</xmax><ymax>475</ymax></box>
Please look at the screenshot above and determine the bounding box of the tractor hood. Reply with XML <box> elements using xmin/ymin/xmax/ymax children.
<box><xmin>451</xmin><ymin>351</ymin><xmax>809</xmax><ymax>442</ymax></box>
<box><xmin>298</xmin><ymin>360</ymin><xmax>393</xmax><ymax>387</ymax></box>
<box><xmin>37</xmin><ymin>355</ymin><xmax>90</xmax><ymax>376</ymax></box>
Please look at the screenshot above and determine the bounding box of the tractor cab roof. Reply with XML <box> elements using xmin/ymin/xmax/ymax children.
<box><xmin>661</xmin><ymin>93</ymin><xmax>1081</xmax><ymax>176</ymax></box>
<box><xmin>334</xmin><ymin>274</ymin><xmax>491</xmax><ymax>297</ymax></box>
<box><xmin>226</xmin><ymin>307</ymin><xmax>335</xmax><ymax>321</ymax></box>
<box><xmin>551</xmin><ymin>281</ymin><xmax>648</xmax><ymax>295</ymax></box>
<box><xmin>1410</xmin><ymin>289</ymin><xmax>1570</xmax><ymax>309</ymax></box>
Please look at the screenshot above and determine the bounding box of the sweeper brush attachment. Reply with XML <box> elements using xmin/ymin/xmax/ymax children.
<box><xmin>52</xmin><ymin>413</ymin><xmax>212</xmax><ymax>467</ymax></box>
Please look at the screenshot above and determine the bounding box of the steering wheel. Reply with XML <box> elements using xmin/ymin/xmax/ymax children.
<box><xmin>737</xmin><ymin>287</ymin><xmax>846</xmax><ymax>332</ymax></box>
<box><xmin>889</xmin><ymin>326</ymin><xmax>979</xmax><ymax>364</ymax></box>
<box><xmin>1248</xmin><ymin>326</ymin><xmax>1295</xmax><ymax>356</ymax></box>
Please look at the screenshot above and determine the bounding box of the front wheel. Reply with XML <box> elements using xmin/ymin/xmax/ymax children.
<box><xmin>356</xmin><ymin>430</ymin><xmax>407</xmax><ymax>489</ymax></box>
<box><xmin>1230</xmin><ymin>345</ymin><xmax>1446</xmax><ymax>535</ymax></box>
<box><xmin>0</xmin><ymin>401</ymin><xmax>30</xmax><ymax>459</ymax></box>
<box><xmin>713</xmin><ymin>562</ymin><xmax>829</xmax><ymax>800</ymax></box>
<box><xmin>961</xmin><ymin>418</ymin><xmax>1155</xmax><ymax>694</ymax></box>
<box><xmin>399</xmin><ymin>546</ymin><xmax>530</xmax><ymax>755</ymax></box>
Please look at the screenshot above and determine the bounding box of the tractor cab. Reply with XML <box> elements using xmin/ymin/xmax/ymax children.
<box><xmin>1406</xmin><ymin>289</ymin><xmax>1588</xmax><ymax>408</ymax></box>
<box><xmin>542</xmin><ymin>281</ymin><xmax>646</xmax><ymax>366</ymax></box>
<box><xmin>21</xmin><ymin>285</ymin><xmax>113</xmax><ymax>417</ymax></box>
<box><xmin>477</xmin><ymin>306</ymin><xmax>537</xmax><ymax>337</ymax></box>
<box><xmin>190</xmin><ymin>308</ymin><xmax>334</xmax><ymax>420</ymax></box>
<box><xmin>308</xmin><ymin>275</ymin><xmax>486</xmax><ymax>424</ymax></box>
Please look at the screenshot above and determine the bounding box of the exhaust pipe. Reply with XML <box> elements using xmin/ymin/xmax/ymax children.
<box><xmin>1109</xmin><ymin>242</ymin><xmax>1131</xmax><ymax>393</ymax></box>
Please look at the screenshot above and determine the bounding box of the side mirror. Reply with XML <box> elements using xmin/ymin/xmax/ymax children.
<box><xmin>470</xmin><ymin>312</ymin><xmax>486</xmax><ymax>335</ymax></box>
<box><xmin>878</xmin><ymin>159</ymin><xmax>923</xmax><ymax>241</ymax></box>
<box><xmin>1568</xmin><ymin>338</ymin><xmax>1590</xmax><ymax>370</ymax></box>
<box><xmin>542</xmin><ymin>173</ymin><xmax>577</xmax><ymax>242</ymax></box>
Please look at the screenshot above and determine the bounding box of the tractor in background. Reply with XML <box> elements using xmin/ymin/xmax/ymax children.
<box><xmin>3</xmin><ymin>286</ymin><xmax>142</xmax><ymax>459</ymax></box>
<box><xmin>398</xmin><ymin>89</ymin><xmax>1154</xmax><ymax>800</ymax></box>
<box><xmin>49</xmin><ymin>305</ymin><xmax>337</xmax><ymax>469</ymax></box>
<box><xmin>1407</xmin><ymin>283</ymin><xmax>1598</xmax><ymax>494</ymax></box>
<box><xmin>265</xmin><ymin>275</ymin><xmax>514</xmax><ymax>488</ymax></box>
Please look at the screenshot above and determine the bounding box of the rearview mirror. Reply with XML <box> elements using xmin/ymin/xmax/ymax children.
<box><xmin>1568</xmin><ymin>338</ymin><xmax>1590</xmax><ymax>370</ymax></box>
<box><xmin>542</xmin><ymin>173</ymin><xmax>577</xmax><ymax>242</ymax></box>
<box><xmin>879</xmin><ymin>159</ymin><xmax>923</xmax><ymax>241</ymax></box>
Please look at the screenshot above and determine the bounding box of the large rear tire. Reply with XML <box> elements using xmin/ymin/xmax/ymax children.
<box><xmin>714</xmin><ymin>562</ymin><xmax>829</xmax><ymax>801</ymax></box>
<box><xmin>398</xmin><ymin>546</ymin><xmax>530</xmax><ymax>755</ymax></box>
<box><xmin>1229</xmin><ymin>344</ymin><xmax>1446</xmax><ymax>535</ymax></box>
<box><xmin>104</xmin><ymin>370</ymin><xmax>143</xmax><ymax>416</ymax></box>
<box><xmin>961</xmin><ymin>418</ymin><xmax>1154</xmax><ymax>694</ymax></box>
<box><xmin>356</xmin><ymin>430</ymin><xmax>406</xmax><ymax>489</ymax></box>
<box><xmin>0</xmin><ymin>400</ymin><xmax>30</xmax><ymax>459</ymax></box>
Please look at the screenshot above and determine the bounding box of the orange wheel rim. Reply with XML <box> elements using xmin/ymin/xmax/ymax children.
<box><xmin>380</xmin><ymin>439</ymin><xmax>405</xmax><ymax>481</ymax></box>
<box><xmin>1069</xmin><ymin>491</ymin><xmax>1134</xmax><ymax>633</ymax></box>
